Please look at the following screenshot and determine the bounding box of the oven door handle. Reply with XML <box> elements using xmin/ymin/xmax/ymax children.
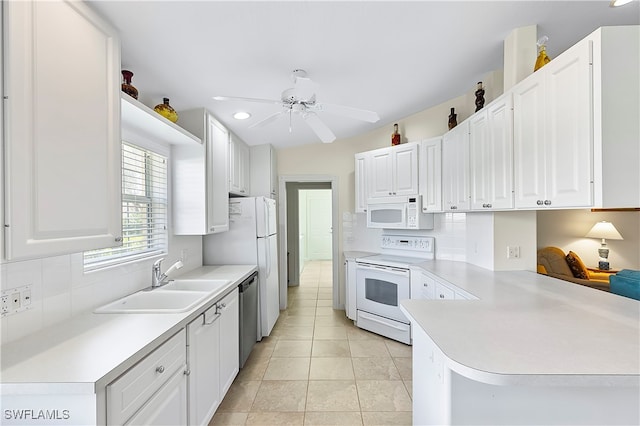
<box><xmin>359</xmin><ymin>311</ymin><xmax>408</xmax><ymax>330</ymax></box>
<box><xmin>356</xmin><ymin>263</ymin><xmax>409</xmax><ymax>276</ymax></box>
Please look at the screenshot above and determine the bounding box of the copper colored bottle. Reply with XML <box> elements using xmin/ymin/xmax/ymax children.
<box><xmin>121</xmin><ymin>70</ymin><xmax>138</xmax><ymax>99</ymax></box>
<box><xmin>391</xmin><ymin>123</ymin><xmax>401</xmax><ymax>146</ymax></box>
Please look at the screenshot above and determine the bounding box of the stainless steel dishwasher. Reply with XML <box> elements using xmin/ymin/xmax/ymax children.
<box><xmin>239</xmin><ymin>272</ymin><xmax>259</xmax><ymax>368</ymax></box>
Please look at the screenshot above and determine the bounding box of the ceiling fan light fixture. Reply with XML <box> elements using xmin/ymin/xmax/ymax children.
<box><xmin>233</xmin><ymin>111</ymin><xmax>251</xmax><ymax>120</ymax></box>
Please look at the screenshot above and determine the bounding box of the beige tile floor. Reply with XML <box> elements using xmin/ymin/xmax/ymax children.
<box><xmin>210</xmin><ymin>260</ymin><xmax>413</xmax><ymax>426</ymax></box>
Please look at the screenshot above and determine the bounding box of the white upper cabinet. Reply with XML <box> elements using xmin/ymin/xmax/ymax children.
<box><xmin>442</xmin><ymin>121</ymin><xmax>470</xmax><ymax>211</ymax></box>
<box><xmin>513</xmin><ymin>26</ymin><xmax>640</xmax><ymax>209</ymax></box>
<box><xmin>354</xmin><ymin>152</ymin><xmax>370</xmax><ymax>213</ymax></box>
<box><xmin>229</xmin><ymin>134</ymin><xmax>250</xmax><ymax>196</ymax></box>
<box><xmin>514</xmin><ymin>37</ymin><xmax>593</xmax><ymax>209</ymax></box>
<box><xmin>368</xmin><ymin>143</ymin><xmax>419</xmax><ymax>198</ymax></box>
<box><xmin>250</xmin><ymin>144</ymin><xmax>277</xmax><ymax>199</ymax></box>
<box><xmin>419</xmin><ymin>138</ymin><xmax>443</xmax><ymax>213</ymax></box>
<box><xmin>470</xmin><ymin>94</ymin><xmax>514</xmax><ymax>210</ymax></box>
<box><xmin>173</xmin><ymin>109</ymin><xmax>229</xmax><ymax>235</ymax></box>
<box><xmin>3</xmin><ymin>0</ymin><xmax>122</xmax><ymax>260</ymax></box>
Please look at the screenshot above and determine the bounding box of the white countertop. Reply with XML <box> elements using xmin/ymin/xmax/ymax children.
<box><xmin>401</xmin><ymin>260</ymin><xmax>640</xmax><ymax>386</ymax></box>
<box><xmin>0</xmin><ymin>265</ymin><xmax>257</xmax><ymax>393</ymax></box>
<box><xmin>343</xmin><ymin>250</ymin><xmax>377</xmax><ymax>260</ymax></box>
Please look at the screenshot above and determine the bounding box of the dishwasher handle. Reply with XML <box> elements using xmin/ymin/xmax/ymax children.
<box><xmin>239</xmin><ymin>272</ymin><xmax>258</xmax><ymax>293</ymax></box>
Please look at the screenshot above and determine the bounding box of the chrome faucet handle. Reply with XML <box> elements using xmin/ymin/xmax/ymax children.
<box><xmin>152</xmin><ymin>258</ymin><xmax>165</xmax><ymax>287</ymax></box>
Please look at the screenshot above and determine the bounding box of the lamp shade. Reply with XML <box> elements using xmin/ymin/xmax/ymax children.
<box><xmin>585</xmin><ymin>221</ymin><xmax>624</xmax><ymax>240</ymax></box>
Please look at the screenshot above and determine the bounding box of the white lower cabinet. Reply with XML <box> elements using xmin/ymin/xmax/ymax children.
<box><xmin>107</xmin><ymin>330</ymin><xmax>187</xmax><ymax>425</ymax></box>
<box><xmin>411</xmin><ymin>269</ymin><xmax>476</xmax><ymax>301</ymax></box>
<box><xmin>187</xmin><ymin>288</ymin><xmax>239</xmax><ymax>426</ymax></box>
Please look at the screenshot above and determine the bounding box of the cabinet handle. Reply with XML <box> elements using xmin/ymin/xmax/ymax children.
<box><xmin>210</xmin><ymin>226</ymin><xmax>215</xmax><ymax>231</ymax></box>
<box><xmin>156</xmin><ymin>366</ymin><xmax>165</xmax><ymax>374</ymax></box>
<box><xmin>115</xmin><ymin>237</ymin><xmax>123</xmax><ymax>243</ymax></box>
<box><xmin>388</xmin><ymin>192</ymin><xmax>393</xmax><ymax>195</ymax></box>
<box><xmin>205</xmin><ymin>312</ymin><xmax>221</xmax><ymax>325</ymax></box>
<box><xmin>486</xmin><ymin>204</ymin><xmax>492</xmax><ymax>208</ymax></box>
<box><xmin>184</xmin><ymin>369</ymin><xmax>191</xmax><ymax>376</ymax></box>
<box><xmin>544</xmin><ymin>200</ymin><xmax>551</xmax><ymax>206</ymax></box>
<box><xmin>536</xmin><ymin>200</ymin><xmax>544</xmax><ymax>206</ymax></box>
<box><xmin>450</xmin><ymin>206</ymin><xmax>457</xmax><ymax>210</ymax></box>
<box><xmin>439</xmin><ymin>294</ymin><xmax>445</xmax><ymax>299</ymax></box>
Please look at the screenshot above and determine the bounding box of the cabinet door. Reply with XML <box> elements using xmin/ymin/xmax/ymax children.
<box><xmin>229</xmin><ymin>136</ymin><xmax>239</xmax><ymax>193</ymax></box>
<box><xmin>487</xmin><ymin>95</ymin><xmax>515</xmax><ymax>210</ymax></box>
<box><xmin>420</xmin><ymin>138</ymin><xmax>443</xmax><ymax>212</ymax></box>
<box><xmin>469</xmin><ymin>111</ymin><xmax>491</xmax><ymax>210</ymax></box>
<box><xmin>354</xmin><ymin>153</ymin><xmax>369</xmax><ymax>213</ymax></box>
<box><xmin>443</xmin><ymin>122</ymin><xmax>470</xmax><ymax>211</ymax></box>
<box><xmin>219</xmin><ymin>289</ymin><xmax>240</xmax><ymax>397</ymax></box>
<box><xmin>188</xmin><ymin>309</ymin><xmax>221</xmax><ymax>426</ymax></box>
<box><xmin>393</xmin><ymin>143</ymin><xmax>419</xmax><ymax>196</ymax></box>
<box><xmin>239</xmin><ymin>141</ymin><xmax>250</xmax><ymax>195</ymax></box>
<box><xmin>513</xmin><ymin>72</ymin><xmax>546</xmax><ymax>209</ymax></box>
<box><xmin>471</xmin><ymin>95</ymin><xmax>514</xmax><ymax>211</ymax></box>
<box><xmin>125</xmin><ymin>368</ymin><xmax>187</xmax><ymax>426</ymax></box>
<box><xmin>369</xmin><ymin>148</ymin><xmax>394</xmax><ymax>197</ymax></box>
<box><xmin>3</xmin><ymin>0</ymin><xmax>122</xmax><ymax>259</ymax></box>
<box><xmin>206</xmin><ymin>116</ymin><xmax>230</xmax><ymax>233</ymax></box>
<box><xmin>544</xmin><ymin>40</ymin><xmax>593</xmax><ymax>208</ymax></box>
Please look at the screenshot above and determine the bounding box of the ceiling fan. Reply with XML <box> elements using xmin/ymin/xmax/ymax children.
<box><xmin>213</xmin><ymin>69</ymin><xmax>380</xmax><ymax>143</ymax></box>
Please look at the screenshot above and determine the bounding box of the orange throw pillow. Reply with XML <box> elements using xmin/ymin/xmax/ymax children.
<box><xmin>566</xmin><ymin>251</ymin><xmax>589</xmax><ymax>279</ymax></box>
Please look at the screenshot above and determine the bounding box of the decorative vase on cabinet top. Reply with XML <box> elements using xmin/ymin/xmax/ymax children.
<box><xmin>121</xmin><ymin>70</ymin><xmax>138</xmax><ymax>99</ymax></box>
<box><xmin>154</xmin><ymin>97</ymin><xmax>178</xmax><ymax>123</ymax></box>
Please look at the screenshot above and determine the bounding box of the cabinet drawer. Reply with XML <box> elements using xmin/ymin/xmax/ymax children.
<box><xmin>107</xmin><ymin>329</ymin><xmax>186</xmax><ymax>425</ymax></box>
<box><xmin>435</xmin><ymin>282</ymin><xmax>455</xmax><ymax>300</ymax></box>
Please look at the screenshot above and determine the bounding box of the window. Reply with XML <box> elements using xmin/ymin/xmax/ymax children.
<box><xmin>84</xmin><ymin>142</ymin><xmax>168</xmax><ymax>270</ymax></box>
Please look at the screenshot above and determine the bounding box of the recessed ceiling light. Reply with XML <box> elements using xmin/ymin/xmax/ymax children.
<box><xmin>610</xmin><ymin>0</ymin><xmax>634</xmax><ymax>6</ymax></box>
<box><xmin>233</xmin><ymin>111</ymin><xmax>251</xmax><ymax>120</ymax></box>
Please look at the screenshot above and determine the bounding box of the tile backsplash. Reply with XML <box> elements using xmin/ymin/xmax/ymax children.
<box><xmin>0</xmin><ymin>235</ymin><xmax>202</xmax><ymax>344</ymax></box>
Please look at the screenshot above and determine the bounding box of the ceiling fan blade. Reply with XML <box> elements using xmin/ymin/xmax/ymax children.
<box><xmin>312</xmin><ymin>102</ymin><xmax>380</xmax><ymax>123</ymax></box>
<box><xmin>249</xmin><ymin>111</ymin><xmax>285</xmax><ymax>129</ymax></box>
<box><xmin>303</xmin><ymin>112</ymin><xmax>336</xmax><ymax>143</ymax></box>
<box><xmin>213</xmin><ymin>95</ymin><xmax>282</xmax><ymax>105</ymax></box>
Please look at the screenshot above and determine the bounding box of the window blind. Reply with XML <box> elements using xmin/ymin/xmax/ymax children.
<box><xmin>84</xmin><ymin>142</ymin><xmax>168</xmax><ymax>270</ymax></box>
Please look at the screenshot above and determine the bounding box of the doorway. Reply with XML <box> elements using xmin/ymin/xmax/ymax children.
<box><xmin>277</xmin><ymin>176</ymin><xmax>340</xmax><ymax>310</ymax></box>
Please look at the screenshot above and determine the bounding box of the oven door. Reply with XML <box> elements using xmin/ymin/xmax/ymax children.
<box><xmin>356</xmin><ymin>262</ymin><xmax>410</xmax><ymax>323</ymax></box>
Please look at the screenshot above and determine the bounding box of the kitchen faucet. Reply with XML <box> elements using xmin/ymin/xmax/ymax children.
<box><xmin>151</xmin><ymin>258</ymin><xmax>184</xmax><ymax>288</ymax></box>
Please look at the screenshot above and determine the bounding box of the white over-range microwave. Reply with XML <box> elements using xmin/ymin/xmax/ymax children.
<box><xmin>366</xmin><ymin>195</ymin><xmax>434</xmax><ymax>229</ymax></box>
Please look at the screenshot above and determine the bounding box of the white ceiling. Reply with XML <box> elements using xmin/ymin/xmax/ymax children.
<box><xmin>89</xmin><ymin>1</ymin><xmax>639</xmax><ymax>149</ymax></box>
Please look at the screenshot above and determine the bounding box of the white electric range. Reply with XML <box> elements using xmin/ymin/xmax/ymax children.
<box><xmin>354</xmin><ymin>235</ymin><xmax>434</xmax><ymax>344</ymax></box>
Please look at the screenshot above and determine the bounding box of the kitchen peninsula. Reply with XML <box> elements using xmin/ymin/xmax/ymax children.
<box><xmin>401</xmin><ymin>260</ymin><xmax>640</xmax><ymax>425</ymax></box>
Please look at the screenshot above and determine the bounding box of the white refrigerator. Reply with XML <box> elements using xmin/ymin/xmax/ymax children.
<box><xmin>203</xmin><ymin>196</ymin><xmax>279</xmax><ymax>338</ymax></box>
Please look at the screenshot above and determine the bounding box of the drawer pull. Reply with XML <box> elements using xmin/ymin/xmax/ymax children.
<box><xmin>156</xmin><ymin>366</ymin><xmax>165</xmax><ymax>374</ymax></box>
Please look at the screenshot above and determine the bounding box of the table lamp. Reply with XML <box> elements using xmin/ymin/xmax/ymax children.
<box><xmin>585</xmin><ymin>221</ymin><xmax>623</xmax><ymax>270</ymax></box>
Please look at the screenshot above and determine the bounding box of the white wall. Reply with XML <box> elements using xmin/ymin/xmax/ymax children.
<box><xmin>537</xmin><ymin>209</ymin><xmax>640</xmax><ymax>270</ymax></box>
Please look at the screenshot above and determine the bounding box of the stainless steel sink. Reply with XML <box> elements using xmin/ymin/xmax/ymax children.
<box><xmin>94</xmin><ymin>289</ymin><xmax>209</xmax><ymax>314</ymax></box>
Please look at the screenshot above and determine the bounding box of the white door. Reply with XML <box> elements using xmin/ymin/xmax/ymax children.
<box><xmin>469</xmin><ymin>110</ymin><xmax>491</xmax><ymax>210</ymax></box>
<box><xmin>305</xmin><ymin>190</ymin><xmax>332</xmax><ymax>260</ymax></box>
<box><xmin>369</xmin><ymin>148</ymin><xmax>394</xmax><ymax>197</ymax></box>
<box><xmin>393</xmin><ymin>143</ymin><xmax>419</xmax><ymax>196</ymax></box>
<box><xmin>513</xmin><ymin>72</ymin><xmax>546</xmax><ymax>209</ymax></box>
<box><xmin>206</xmin><ymin>116</ymin><xmax>229</xmax><ymax>233</ymax></box>
<box><xmin>3</xmin><ymin>0</ymin><xmax>122</xmax><ymax>259</ymax></box>
<box><xmin>218</xmin><ymin>289</ymin><xmax>239</xmax><ymax>398</ymax></box>
<box><xmin>419</xmin><ymin>138</ymin><xmax>443</xmax><ymax>213</ymax></box>
<box><xmin>544</xmin><ymin>40</ymin><xmax>593</xmax><ymax>208</ymax></box>
<box><xmin>487</xmin><ymin>94</ymin><xmax>515</xmax><ymax>210</ymax></box>
<box><xmin>187</xmin><ymin>309</ymin><xmax>221</xmax><ymax>426</ymax></box>
<box><xmin>258</xmin><ymin>234</ymin><xmax>280</xmax><ymax>337</ymax></box>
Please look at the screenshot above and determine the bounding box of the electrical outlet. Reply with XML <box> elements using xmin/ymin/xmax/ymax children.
<box><xmin>507</xmin><ymin>246</ymin><xmax>521</xmax><ymax>259</ymax></box>
<box><xmin>1</xmin><ymin>296</ymin><xmax>9</xmax><ymax>314</ymax></box>
<box><xmin>180</xmin><ymin>249</ymin><xmax>189</xmax><ymax>264</ymax></box>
